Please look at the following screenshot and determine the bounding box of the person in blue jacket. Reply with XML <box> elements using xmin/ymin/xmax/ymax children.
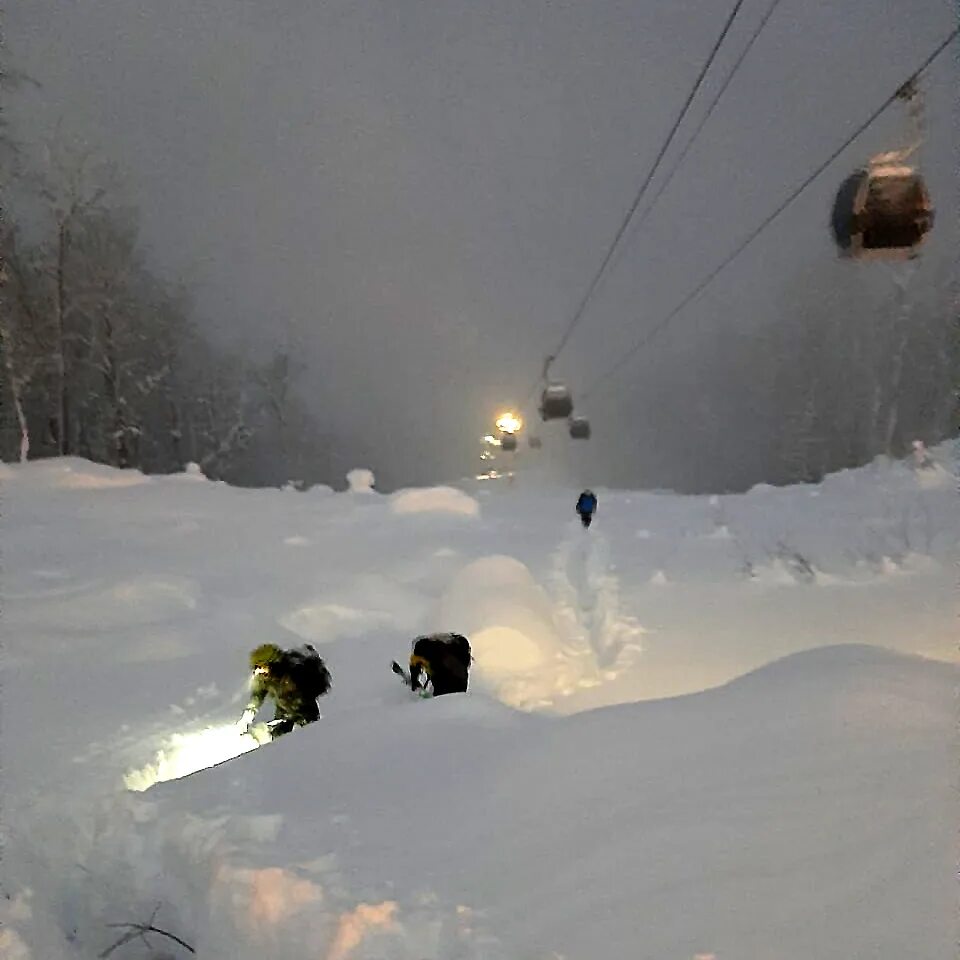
<box><xmin>576</xmin><ymin>489</ymin><xmax>597</xmax><ymax>528</ymax></box>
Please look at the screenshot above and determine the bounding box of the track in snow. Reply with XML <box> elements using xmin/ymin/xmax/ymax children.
<box><xmin>549</xmin><ymin>523</ymin><xmax>644</xmax><ymax>696</ymax></box>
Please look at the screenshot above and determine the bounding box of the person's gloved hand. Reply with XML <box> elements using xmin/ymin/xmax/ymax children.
<box><xmin>248</xmin><ymin>722</ymin><xmax>272</xmax><ymax>745</ymax></box>
<box><xmin>237</xmin><ymin>708</ymin><xmax>256</xmax><ymax>733</ymax></box>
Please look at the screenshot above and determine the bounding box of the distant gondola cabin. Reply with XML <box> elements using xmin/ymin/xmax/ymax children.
<box><xmin>832</xmin><ymin>155</ymin><xmax>933</xmax><ymax>260</ymax></box>
<box><xmin>539</xmin><ymin>383</ymin><xmax>574</xmax><ymax>421</ymax></box>
<box><xmin>568</xmin><ymin>416</ymin><xmax>591</xmax><ymax>440</ymax></box>
<box><xmin>500</xmin><ymin>433</ymin><xmax>518</xmax><ymax>452</ymax></box>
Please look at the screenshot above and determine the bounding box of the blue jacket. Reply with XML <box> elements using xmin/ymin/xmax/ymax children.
<box><xmin>576</xmin><ymin>492</ymin><xmax>597</xmax><ymax>516</ymax></box>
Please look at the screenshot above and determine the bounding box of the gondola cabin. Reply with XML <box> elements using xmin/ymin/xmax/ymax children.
<box><xmin>500</xmin><ymin>432</ymin><xmax>518</xmax><ymax>452</ymax></box>
<box><xmin>539</xmin><ymin>382</ymin><xmax>574</xmax><ymax>421</ymax></box>
<box><xmin>568</xmin><ymin>416</ymin><xmax>591</xmax><ymax>440</ymax></box>
<box><xmin>832</xmin><ymin>154</ymin><xmax>933</xmax><ymax>260</ymax></box>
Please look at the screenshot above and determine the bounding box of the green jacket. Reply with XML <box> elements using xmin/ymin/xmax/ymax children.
<box><xmin>246</xmin><ymin>657</ymin><xmax>322</xmax><ymax>725</ymax></box>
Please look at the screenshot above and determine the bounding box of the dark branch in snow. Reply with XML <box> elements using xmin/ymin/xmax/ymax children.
<box><xmin>99</xmin><ymin>904</ymin><xmax>195</xmax><ymax>957</ymax></box>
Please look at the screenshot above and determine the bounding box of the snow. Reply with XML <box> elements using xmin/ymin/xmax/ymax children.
<box><xmin>437</xmin><ymin>556</ymin><xmax>562</xmax><ymax>704</ymax></box>
<box><xmin>1</xmin><ymin>445</ymin><xmax>957</xmax><ymax>959</ymax></box>
<box><xmin>178</xmin><ymin>461</ymin><xmax>207</xmax><ymax>480</ymax></box>
<box><xmin>123</xmin><ymin>722</ymin><xmax>261</xmax><ymax>792</ymax></box>
<box><xmin>346</xmin><ymin>468</ymin><xmax>376</xmax><ymax>493</ymax></box>
<box><xmin>389</xmin><ymin>485</ymin><xmax>480</xmax><ymax>517</ymax></box>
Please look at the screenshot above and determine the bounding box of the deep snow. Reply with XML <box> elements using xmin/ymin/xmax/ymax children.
<box><xmin>0</xmin><ymin>447</ymin><xmax>956</xmax><ymax>959</ymax></box>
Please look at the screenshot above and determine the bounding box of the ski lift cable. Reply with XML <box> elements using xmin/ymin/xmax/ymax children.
<box><xmin>522</xmin><ymin>0</ymin><xmax>748</xmax><ymax>408</ymax></box>
<box><xmin>581</xmin><ymin>25</ymin><xmax>959</xmax><ymax>402</ymax></box>
<box><xmin>627</xmin><ymin>0</ymin><xmax>787</xmax><ymax>241</ymax></box>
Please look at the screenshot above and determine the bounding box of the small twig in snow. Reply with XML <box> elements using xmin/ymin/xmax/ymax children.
<box><xmin>99</xmin><ymin>904</ymin><xmax>195</xmax><ymax>957</ymax></box>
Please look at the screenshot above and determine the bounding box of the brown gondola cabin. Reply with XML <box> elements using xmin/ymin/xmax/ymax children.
<box><xmin>832</xmin><ymin>155</ymin><xmax>933</xmax><ymax>260</ymax></box>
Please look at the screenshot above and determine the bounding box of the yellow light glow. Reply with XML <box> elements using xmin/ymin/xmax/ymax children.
<box><xmin>124</xmin><ymin>722</ymin><xmax>262</xmax><ymax>791</ymax></box>
<box><xmin>495</xmin><ymin>411</ymin><xmax>523</xmax><ymax>434</ymax></box>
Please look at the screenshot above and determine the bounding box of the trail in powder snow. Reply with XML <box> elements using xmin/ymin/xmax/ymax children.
<box><xmin>549</xmin><ymin>523</ymin><xmax>644</xmax><ymax>696</ymax></box>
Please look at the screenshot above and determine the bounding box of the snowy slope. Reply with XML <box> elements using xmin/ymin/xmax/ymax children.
<box><xmin>121</xmin><ymin>646</ymin><xmax>955</xmax><ymax>959</ymax></box>
<box><xmin>0</xmin><ymin>448</ymin><xmax>956</xmax><ymax>959</ymax></box>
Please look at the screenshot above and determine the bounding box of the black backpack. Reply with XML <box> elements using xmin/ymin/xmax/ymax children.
<box><xmin>287</xmin><ymin>644</ymin><xmax>331</xmax><ymax>699</ymax></box>
<box><xmin>413</xmin><ymin>633</ymin><xmax>472</xmax><ymax>683</ymax></box>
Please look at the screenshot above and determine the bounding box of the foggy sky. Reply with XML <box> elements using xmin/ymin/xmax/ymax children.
<box><xmin>6</xmin><ymin>0</ymin><xmax>957</xmax><ymax>488</ymax></box>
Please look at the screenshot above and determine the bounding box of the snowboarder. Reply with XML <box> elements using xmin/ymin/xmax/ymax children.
<box><xmin>238</xmin><ymin>642</ymin><xmax>331</xmax><ymax>740</ymax></box>
<box><xmin>576</xmin><ymin>489</ymin><xmax>597</xmax><ymax>528</ymax></box>
<box><xmin>392</xmin><ymin>633</ymin><xmax>471</xmax><ymax>696</ymax></box>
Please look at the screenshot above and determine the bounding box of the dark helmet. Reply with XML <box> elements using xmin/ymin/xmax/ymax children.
<box><xmin>249</xmin><ymin>643</ymin><xmax>284</xmax><ymax>670</ymax></box>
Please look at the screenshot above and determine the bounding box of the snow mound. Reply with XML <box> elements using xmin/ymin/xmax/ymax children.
<box><xmin>172</xmin><ymin>461</ymin><xmax>208</xmax><ymax>481</ymax></box>
<box><xmin>280</xmin><ymin>601</ymin><xmax>393</xmax><ymax>642</ymax></box>
<box><xmin>437</xmin><ymin>556</ymin><xmax>558</xmax><ymax>670</ymax></box>
<box><xmin>711</xmin><ymin>644</ymin><xmax>956</xmax><ymax>732</ymax></box>
<box><xmin>15</xmin><ymin>458</ymin><xmax>150</xmax><ymax>489</ymax></box>
<box><xmin>390</xmin><ymin>486</ymin><xmax>480</xmax><ymax>517</ymax></box>
<box><xmin>346</xmin><ymin>468</ymin><xmax>376</xmax><ymax>493</ymax></box>
<box><xmin>471</xmin><ymin>625</ymin><xmax>545</xmax><ymax>672</ymax></box>
<box><xmin>434</xmin><ymin>555</ymin><xmax>570</xmax><ymax>706</ymax></box>
<box><xmin>57</xmin><ymin>469</ymin><xmax>150</xmax><ymax>490</ymax></box>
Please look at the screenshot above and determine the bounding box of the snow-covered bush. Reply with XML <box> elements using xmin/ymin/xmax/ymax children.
<box><xmin>346</xmin><ymin>468</ymin><xmax>375</xmax><ymax>493</ymax></box>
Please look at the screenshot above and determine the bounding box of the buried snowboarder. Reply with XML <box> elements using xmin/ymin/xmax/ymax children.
<box><xmin>238</xmin><ymin>642</ymin><xmax>331</xmax><ymax>741</ymax></box>
<box><xmin>392</xmin><ymin>633</ymin><xmax>472</xmax><ymax>697</ymax></box>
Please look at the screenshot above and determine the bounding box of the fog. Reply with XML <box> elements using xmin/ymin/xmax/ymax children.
<box><xmin>5</xmin><ymin>0</ymin><xmax>957</xmax><ymax>489</ymax></box>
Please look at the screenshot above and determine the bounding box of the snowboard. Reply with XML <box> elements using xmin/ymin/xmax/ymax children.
<box><xmin>245</xmin><ymin>716</ymin><xmax>319</xmax><ymax>746</ymax></box>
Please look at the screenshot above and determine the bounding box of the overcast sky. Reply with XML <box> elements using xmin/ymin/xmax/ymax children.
<box><xmin>6</xmin><ymin>0</ymin><xmax>957</xmax><ymax>487</ymax></box>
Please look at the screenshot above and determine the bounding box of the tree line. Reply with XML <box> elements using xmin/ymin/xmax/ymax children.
<box><xmin>0</xmin><ymin>134</ymin><xmax>341</xmax><ymax>487</ymax></box>
<box><xmin>593</xmin><ymin>254</ymin><xmax>958</xmax><ymax>493</ymax></box>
